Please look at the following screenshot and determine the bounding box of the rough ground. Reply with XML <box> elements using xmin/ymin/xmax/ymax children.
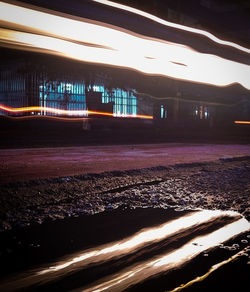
<box><xmin>0</xmin><ymin>154</ymin><xmax>250</xmax><ymax>232</ymax></box>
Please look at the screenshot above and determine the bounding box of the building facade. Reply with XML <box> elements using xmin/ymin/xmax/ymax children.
<box><xmin>1</xmin><ymin>50</ymin><xmax>249</xmax><ymax>130</ymax></box>
<box><xmin>0</xmin><ymin>57</ymin><xmax>145</xmax><ymax>119</ymax></box>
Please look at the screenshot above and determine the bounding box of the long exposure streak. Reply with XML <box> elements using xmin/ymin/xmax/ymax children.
<box><xmin>0</xmin><ymin>2</ymin><xmax>250</xmax><ymax>90</ymax></box>
<box><xmin>84</xmin><ymin>217</ymin><xmax>250</xmax><ymax>292</ymax></box>
<box><xmin>0</xmin><ymin>210</ymin><xmax>247</xmax><ymax>291</ymax></box>
<box><xmin>168</xmin><ymin>246</ymin><xmax>250</xmax><ymax>292</ymax></box>
<box><xmin>234</xmin><ymin>120</ymin><xmax>250</xmax><ymax>125</ymax></box>
<box><xmin>0</xmin><ymin>104</ymin><xmax>153</xmax><ymax>119</ymax></box>
<box><xmin>2</xmin><ymin>115</ymin><xmax>90</xmax><ymax>122</ymax></box>
<box><xmin>94</xmin><ymin>0</ymin><xmax>250</xmax><ymax>54</ymax></box>
<box><xmin>37</xmin><ymin>210</ymin><xmax>233</xmax><ymax>275</ymax></box>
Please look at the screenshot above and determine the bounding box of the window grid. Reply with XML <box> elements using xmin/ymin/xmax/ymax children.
<box><xmin>39</xmin><ymin>81</ymin><xmax>86</xmax><ymax>115</ymax></box>
<box><xmin>0</xmin><ymin>71</ymin><xmax>26</xmax><ymax>115</ymax></box>
<box><xmin>96</xmin><ymin>86</ymin><xmax>137</xmax><ymax>116</ymax></box>
<box><xmin>0</xmin><ymin>75</ymin><xmax>138</xmax><ymax>117</ymax></box>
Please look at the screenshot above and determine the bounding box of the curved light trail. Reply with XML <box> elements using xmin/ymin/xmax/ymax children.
<box><xmin>0</xmin><ymin>1</ymin><xmax>250</xmax><ymax>90</ymax></box>
<box><xmin>0</xmin><ymin>104</ymin><xmax>153</xmax><ymax>119</ymax></box>
<box><xmin>94</xmin><ymin>0</ymin><xmax>250</xmax><ymax>54</ymax></box>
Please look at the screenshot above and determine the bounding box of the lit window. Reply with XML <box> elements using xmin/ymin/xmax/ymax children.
<box><xmin>161</xmin><ymin>105</ymin><xmax>164</xmax><ymax>118</ymax></box>
<box><xmin>66</xmin><ymin>83</ymin><xmax>72</xmax><ymax>91</ymax></box>
<box><xmin>160</xmin><ymin>105</ymin><xmax>167</xmax><ymax>119</ymax></box>
<box><xmin>194</xmin><ymin>105</ymin><xmax>209</xmax><ymax>119</ymax></box>
<box><xmin>38</xmin><ymin>81</ymin><xmax>86</xmax><ymax>115</ymax></box>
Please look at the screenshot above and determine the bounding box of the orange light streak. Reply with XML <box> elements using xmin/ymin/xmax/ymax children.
<box><xmin>234</xmin><ymin>120</ymin><xmax>250</xmax><ymax>125</ymax></box>
<box><xmin>94</xmin><ymin>0</ymin><xmax>250</xmax><ymax>54</ymax></box>
<box><xmin>0</xmin><ymin>104</ymin><xmax>153</xmax><ymax>119</ymax></box>
<box><xmin>0</xmin><ymin>2</ymin><xmax>250</xmax><ymax>90</ymax></box>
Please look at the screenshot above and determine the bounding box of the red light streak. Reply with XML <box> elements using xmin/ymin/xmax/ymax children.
<box><xmin>1</xmin><ymin>115</ymin><xmax>90</xmax><ymax>122</ymax></box>
<box><xmin>234</xmin><ymin>120</ymin><xmax>250</xmax><ymax>125</ymax></box>
<box><xmin>0</xmin><ymin>104</ymin><xmax>153</xmax><ymax>119</ymax></box>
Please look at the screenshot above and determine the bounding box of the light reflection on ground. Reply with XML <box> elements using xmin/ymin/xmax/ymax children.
<box><xmin>0</xmin><ymin>209</ymin><xmax>249</xmax><ymax>291</ymax></box>
<box><xmin>82</xmin><ymin>216</ymin><xmax>249</xmax><ymax>292</ymax></box>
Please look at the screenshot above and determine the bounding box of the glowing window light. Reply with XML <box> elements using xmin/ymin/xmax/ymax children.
<box><xmin>103</xmin><ymin>87</ymin><xmax>137</xmax><ymax>116</ymax></box>
<box><xmin>38</xmin><ymin>82</ymin><xmax>86</xmax><ymax>115</ymax></box>
<box><xmin>66</xmin><ymin>83</ymin><xmax>72</xmax><ymax>90</ymax></box>
<box><xmin>93</xmin><ymin>85</ymin><xmax>105</xmax><ymax>92</ymax></box>
<box><xmin>161</xmin><ymin>105</ymin><xmax>164</xmax><ymax>118</ymax></box>
<box><xmin>160</xmin><ymin>105</ymin><xmax>167</xmax><ymax>119</ymax></box>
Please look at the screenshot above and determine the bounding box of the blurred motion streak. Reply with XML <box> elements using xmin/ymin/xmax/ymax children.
<box><xmin>1</xmin><ymin>115</ymin><xmax>90</xmax><ymax>122</ymax></box>
<box><xmin>0</xmin><ymin>210</ymin><xmax>248</xmax><ymax>291</ymax></box>
<box><xmin>234</xmin><ymin>120</ymin><xmax>250</xmax><ymax>125</ymax></box>
<box><xmin>37</xmin><ymin>210</ymin><xmax>232</xmax><ymax>275</ymax></box>
<box><xmin>0</xmin><ymin>104</ymin><xmax>153</xmax><ymax>119</ymax></box>
<box><xmin>94</xmin><ymin>0</ymin><xmax>250</xmax><ymax>54</ymax></box>
<box><xmin>0</xmin><ymin>1</ymin><xmax>250</xmax><ymax>90</ymax></box>
<box><xmin>167</xmin><ymin>246</ymin><xmax>250</xmax><ymax>292</ymax></box>
<box><xmin>83</xmin><ymin>216</ymin><xmax>250</xmax><ymax>292</ymax></box>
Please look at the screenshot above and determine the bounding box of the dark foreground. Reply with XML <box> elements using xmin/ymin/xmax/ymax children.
<box><xmin>0</xmin><ymin>208</ymin><xmax>249</xmax><ymax>292</ymax></box>
<box><xmin>0</xmin><ymin>155</ymin><xmax>250</xmax><ymax>291</ymax></box>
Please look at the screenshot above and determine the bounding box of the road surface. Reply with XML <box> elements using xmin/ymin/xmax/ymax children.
<box><xmin>1</xmin><ymin>143</ymin><xmax>250</xmax><ymax>183</ymax></box>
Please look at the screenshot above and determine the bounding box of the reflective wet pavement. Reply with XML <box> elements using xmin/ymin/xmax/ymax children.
<box><xmin>0</xmin><ymin>208</ymin><xmax>249</xmax><ymax>291</ymax></box>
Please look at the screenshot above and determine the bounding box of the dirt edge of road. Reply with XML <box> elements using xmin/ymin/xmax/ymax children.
<box><xmin>1</xmin><ymin>155</ymin><xmax>250</xmax><ymax>233</ymax></box>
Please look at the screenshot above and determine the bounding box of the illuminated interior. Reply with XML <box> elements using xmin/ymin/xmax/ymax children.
<box><xmin>38</xmin><ymin>81</ymin><xmax>137</xmax><ymax>116</ymax></box>
<box><xmin>0</xmin><ymin>71</ymin><xmax>139</xmax><ymax>117</ymax></box>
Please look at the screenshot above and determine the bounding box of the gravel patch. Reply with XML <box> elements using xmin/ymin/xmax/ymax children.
<box><xmin>0</xmin><ymin>157</ymin><xmax>250</xmax><ymax>232</ymax></box>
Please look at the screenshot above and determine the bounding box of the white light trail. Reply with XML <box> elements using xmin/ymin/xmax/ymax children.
<box><xmin>38</xmin><ymin>210</ymin><xmax>228</xmax><ymax>275</ymax></box>
<box><xmin>0</xmin><ymin>210</ymin><xmax>246</xmax><ymax>291</ymax></box>
<box><xmin>94</xmin><ymin>0</ymin><xmax>250</xmax><ymax>54</ymax></box>
<box><xmin>84</xmin><ymin>216</ymin><xmax>250</xmax><ymax>292</ymax></box>
<box><xmin>0</xmin><ymin>1</ymin><xmax>250</xmax><ymax>90</ymax></box>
